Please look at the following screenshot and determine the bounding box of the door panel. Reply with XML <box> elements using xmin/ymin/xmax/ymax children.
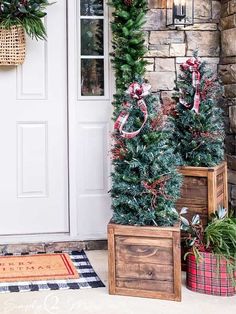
<box><xmin>68</xmin><ymin>0</ymin><xmax>112</xmax><ymax>240</ymax></box>
<box><xmin>0</xmin><ymin>0</ymin><xmax>68</xmax><ymax>235</ymax></box>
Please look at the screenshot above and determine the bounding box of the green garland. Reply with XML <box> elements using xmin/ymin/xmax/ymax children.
<box><xmin>110</xmin><ymin>0</ymin><xmax>147</xmax><ymax>88</ymax></box>
<box><xmin>109</xmin><ymin>0</ymin><xmax>148</xmax><ymax>117</ymax></box>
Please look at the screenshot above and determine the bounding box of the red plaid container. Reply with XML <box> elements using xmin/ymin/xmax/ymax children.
<box><xmin>186</xmin><ymin>252</ymin><xmax>236</xmax><ymax>296</ymax></box>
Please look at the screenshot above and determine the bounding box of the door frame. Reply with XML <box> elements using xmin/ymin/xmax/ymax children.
<box><xmin>0</xmin><ymin>0</ymin><xmax>112</xmax><ymax>244</ymax></box>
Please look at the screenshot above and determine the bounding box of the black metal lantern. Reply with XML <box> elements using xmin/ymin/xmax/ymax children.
<box><xmin>166</xmin><ymin>0</ymin><xmax>194</xmax><ymax>27</ymax></box>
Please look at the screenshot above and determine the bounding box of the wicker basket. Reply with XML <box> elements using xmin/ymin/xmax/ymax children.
<box><xmin>0</xmin><ymin>25</ymin><xmax>26</xmax><ymax>66</ymax></box>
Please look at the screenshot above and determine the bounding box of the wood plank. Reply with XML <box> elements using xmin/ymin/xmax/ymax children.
<box><xmin>116</xmin><ymin>262</ymin><xmax>173</xmax><ymax>281</ymax></box>
<box><xmin>217</xmin><ymin>173</ymin><xmax>224</xmax><ymax>185</ymax></box>
<box><xmin>113</xmin><ymin>228</ymin><xmax>173</xmax><ymax>238</ymax></box>
<box><xmin>217</xmin><ymin>184</ymin><xmax>224</xmax><ymax>194</ymax></box>
<box><xmin>115</xmin><ymin>287</ymin><xmax>179</xmax><ymax>301</ymax></box>
<box><xmin>179</xmin><ymin>169</ymin><xmax>208</xmax><ymax>177</ymax></box>
<box><xmin>223</xmin><ymin>162</ymin><xmax>228</xmax><ymax>210</ymax></box>
<box><xmin>179</xmin><ymin>190</ymin><xmax>208</xmax><ymax>200</ymax></box>
<box><xmin>182</xmin><ymin>176</ymin><xmax>207</xmax><ymax>186</ymax></box>
<box><xmin>179</xmin><ymin>162</ymin><xmax>225</xmax><ymax>173</ymax></box>
<box><xmin>116</xmin><ymin>236</ymin><xmax>173</xmax><ymax>248</ymax></box>
<box><xmin>178</xmin><ymin>177</ymin><xmax>208</xmax><ymax>214</ymax></box>
<box><xmin>116</xmin><ymin>242</ymin><xmax>173</xmax><ymax>265</ymax></box>
<box><xmin>216</xmin><ymin>161</ymin><xmax>227</xmax><ymax>175</ymax></box>
<box><xmin>107</xmin><ymin>224</ymin><xmax>116</xmax><ymax>294</ymax></box>
<box><xmin>116</xmin><ymin>278</ymin><xmax>174</xmax><ymax>293</ymax></box>
<box><xmin>176</xmin><ymin>199</ymin><xmax>207</xmax><ymax>207</ymax></box>
<box><xmin>208</xmin><ymin>170</ymin><xmax>217</xmax><ymax>216</ymax></box>
<box><xmin>109</xmin><ymin>222</ymin><xmax>179</xmax><ymax>235</ymax></box>
<box><xmin>176</xmin><ymin>201</ymin><xmax>208</xmax><ymax>211</ymax></box>
<box><xmin>173</xmin><ymin>231</ymin><xmax>181</xmax><ymax>301</ymax></box>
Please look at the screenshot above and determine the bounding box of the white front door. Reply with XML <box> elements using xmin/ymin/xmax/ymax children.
<box><xmin>68</xmin><ymin>0</ymin><xmax>112</xmax><ymax>240</ymax></box>
<box><xmin>0</xmin><ymin>0</ymin><xmax>112</xmax><ymax>242</ymax></box>
<box><xmin>0</xmin><ymin>1</ymin><xmax>69</xmax><ymax>236</ymax></box>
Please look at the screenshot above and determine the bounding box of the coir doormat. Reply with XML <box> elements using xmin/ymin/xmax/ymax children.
<box><xmin>0</xmin><ymin>253</ymin><xmax>79</xmax><ymax>282</ymax></box>
<box><xmin>0</xmin><ymin>251</ymin><xmax>105</xmax><ymax>293</ymax></box>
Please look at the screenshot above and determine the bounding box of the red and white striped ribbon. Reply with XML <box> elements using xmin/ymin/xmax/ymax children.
<box><xmin>181</xmin><ymin>57</ymin><xmax>201</xmax><ymax>114</ymax></box>
<box><xmin>114</xmin><ymin>82</ymin><xmax>151</xmax><ymax>139</ymax></box>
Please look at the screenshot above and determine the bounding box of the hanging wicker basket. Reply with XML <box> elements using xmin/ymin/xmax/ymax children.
<box><xmin>0</xmin><ymin>25</ymin><xmax>26</xmax><ymax>66</ymax></box>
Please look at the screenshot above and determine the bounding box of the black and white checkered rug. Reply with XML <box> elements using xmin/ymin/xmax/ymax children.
<box><xmin>0</xmin><ymin>250</ymin><xmax>105</xmax><ymax>293</ymax></box>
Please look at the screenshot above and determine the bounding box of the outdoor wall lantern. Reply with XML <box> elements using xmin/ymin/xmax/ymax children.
<box><xmin>166</xmin><ymin>0</ymin><xmax>194</xmax><ymax>27</ymax></box>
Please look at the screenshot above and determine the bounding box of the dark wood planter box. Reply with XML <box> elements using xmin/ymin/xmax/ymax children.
<box><xmin>176</xmin><ymin>161</ymin><xmax>228</xmax><ymax>225</ymax></box>
<box><xmin>108</xmin><ymin>222</ymin><xmax>181</xmax><ymax>301</ymax></box>
<box><xmin>187</xmin><ymin>252</ymin><xmax>236</xmax><ymax>297</ymax></box>
<box><xmin>176</xmin><ymin>161</ymin><xmax>228</xmax><ymax>270</ymax></box>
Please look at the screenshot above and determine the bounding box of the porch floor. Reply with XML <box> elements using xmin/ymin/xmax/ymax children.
<box><xmin>0</xmin><ymin>250</ymin><xmax>235</xmax><ymax>314</ymax></box>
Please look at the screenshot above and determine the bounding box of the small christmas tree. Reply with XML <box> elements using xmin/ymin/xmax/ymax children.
<box><xmin>110</xmin><ymin>0</ymin><xmax>182</xmax><ymax>226</ymax></box>
<box><xmin>174</xmin><ymin>52</ymin><xmax>225</xmax><ymax>167</ymax></box>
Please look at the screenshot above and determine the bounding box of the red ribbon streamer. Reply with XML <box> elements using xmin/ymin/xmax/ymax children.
<box><xmin>181</xmin><ymin>57</ymin><xmax>201</xmax><ymax>114</ymax></box>
<box><xmin>142</xmin><ymin>176</ymin><xmax>172</xmax><ymax>210</ymax></box>
<box><xmin>114</xmin><ymin>82</ymin><xmax>150</xmax><ymax>139</ymax></box>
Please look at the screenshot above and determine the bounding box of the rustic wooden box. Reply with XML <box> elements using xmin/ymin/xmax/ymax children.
<box><xmin>108</xmin><ymin>222</ymin><xmax>181</xmax><ymax>301</ymax></box>
<box><xmin>176</xmin><ymin>161</ymin><xmax>228</xmax><ymax>226</ymax></box>
<box><xmin>176</xmin><ymin>161</ymin><xmax>228</xmax><ymax>270</ymax></box>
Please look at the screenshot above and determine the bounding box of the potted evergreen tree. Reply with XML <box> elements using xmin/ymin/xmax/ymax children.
<box><xmin>174</xmin><ymin>52</ymin><xmax>228</xmax><ymax>226</ymax></box>
<box><xmin>181</xmin><ymin>207</ymin><xmax>236</xmax><ymax>296</ymax></box>
<box><xmin>108</xmin><ymin>0</ymin><xmax>182</xmax><ymax>301</ymax></box>
<box><xmin>0</xmin><ymin>0</ymin><xmax>52</xmax><ymax>65</ymax></box>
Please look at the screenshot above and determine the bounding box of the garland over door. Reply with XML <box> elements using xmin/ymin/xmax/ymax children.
<box><xmin>0</xmin><ymin>1</ymin><xmax>69</xmax><ymax>236</ymax></box>
<box><xmin>68</xmin><ymin>0</ymin><xmax>112</xmax><ymax>240</ymax></box>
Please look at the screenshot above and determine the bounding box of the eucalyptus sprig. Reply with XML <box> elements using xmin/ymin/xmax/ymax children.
<box><xmin>0</xmin><ymin>0</ymin><xmax>53</xmax><ymax>40</ymax></box>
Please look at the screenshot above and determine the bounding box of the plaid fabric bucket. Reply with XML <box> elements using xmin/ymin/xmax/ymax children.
<box><xmin>186</xmin><ymin>252</ymin><xmax>236</xmax><ymax>296</ymax></box>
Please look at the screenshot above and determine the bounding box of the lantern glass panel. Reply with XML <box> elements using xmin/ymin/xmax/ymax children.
<box><xmin>166</xmin><ymin>0</ymin><xmax>194</xmax><ymax>27</ymax></box>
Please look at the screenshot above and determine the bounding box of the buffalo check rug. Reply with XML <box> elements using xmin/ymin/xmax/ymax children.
<box><xmin>0</xmin><ymin>250</ymin><xmax>105</xmax><ymax>293</ymax></box>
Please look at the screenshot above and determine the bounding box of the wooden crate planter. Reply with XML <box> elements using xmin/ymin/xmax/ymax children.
<box><xmin>176</xmin><ymin>161</ymin><xmax>228</xmax><ymax>269</ymax></box>
<box><xmin>108</xmin><ymin>222</ymin><xmax>181</xmax><ymax>301</ymax></box>
<box><xmin>187</xmin><ymin>252</ymin><xmax>236</xmax><ymax>297</ymax></box>
<box><xmin>176</xmin><ymin>161</ymin><xmax>228</xmax><ymax>226</ymax></box>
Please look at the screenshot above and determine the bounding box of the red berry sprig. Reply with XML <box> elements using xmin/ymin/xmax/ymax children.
<box><xmin>123</xmin><ymin>0</ymin><xmax>133</xmax><ymax>6</ymax></box>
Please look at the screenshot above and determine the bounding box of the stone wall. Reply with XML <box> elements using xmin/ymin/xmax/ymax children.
<box><xmin>144</xmin><ymin>0</ymin><xmax>221</xmax><ymax>103</ymax></box>
<box><xmin>219</xmin><ymin>0</ymin><xmax>236</xmax><ymax>215</ymax></box>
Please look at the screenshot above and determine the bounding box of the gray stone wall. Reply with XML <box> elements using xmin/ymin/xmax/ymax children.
<box><xmin>219</xmin><ymin>0</ymin><xmax>236</xmax><ymax>214</ymax></box>
<box><xmin>144</xmin><ymin>0</ymin><xmax>221</xmax><ymax>103</ymax></box>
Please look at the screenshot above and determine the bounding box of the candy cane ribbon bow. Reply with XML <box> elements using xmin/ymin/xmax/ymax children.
<box><xmin>181</xmin><ymin>57</ymin><xmax>201</xmax><ymax>114</ymax></box>
<box><xmin>114</xmin><ymin>82</ymin><xmax>151</xmax><ymax>139</ymax></box>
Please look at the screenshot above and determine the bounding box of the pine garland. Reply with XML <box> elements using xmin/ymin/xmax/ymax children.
<box><xmin>110</xmin><ymin>0</ymin><xmax>182</xmax><ymax>226</ymax></box>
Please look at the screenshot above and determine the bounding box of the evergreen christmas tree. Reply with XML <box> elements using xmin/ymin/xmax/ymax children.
<box><xmin>110</xmin><ymin>0</ymin><xmax>182</xmax><ymax>226</ymax></box>
<box><xmin>174</xmin><ymin>52</ymin><xmax>225</xmax><ymax>167</ymax></box>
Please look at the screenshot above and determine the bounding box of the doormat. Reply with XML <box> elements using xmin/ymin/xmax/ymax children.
<box><xmin>0</xmin><ymin>253</ymin><xmax>79</xmax><ymax>283</ymax></box>
<box><xmin>0</xmin><ymin>251</ymin><xmax>105</xmax><ymax>293</ymax></box>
